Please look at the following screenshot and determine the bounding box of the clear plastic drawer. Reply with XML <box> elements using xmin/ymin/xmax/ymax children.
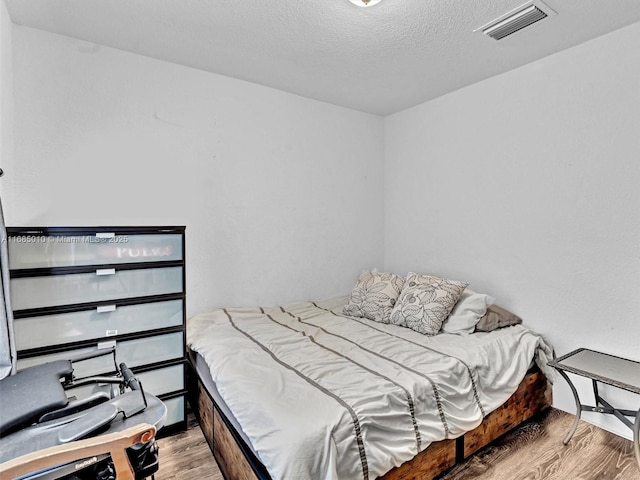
<box><xmin>162</xmin><ymin>396</ymin><xmax>186</xmax><ymax>427</ymax></box>
<box><xmin>11</xmin><ymin>267</ymin><xmax>183</xmax><ymax>310</ymax></box>
<box><xmin>16</xmin><ymin>332</ymin><xmax>184</xmax><ymax>378</ymax></box>
<box><xmin>8</xmin><ymin>233</ymin><xmax>183</xmax><ymax>269</ymax></box>
<box><xmin>137</xmin><ymin>364</ymin><xmax>185</xmax><ymax>396</ymax></box>
<box><xmin>66</xmin><ymin>363</ymin><xmax>185</xmax><ymax>400</ymax></box>
<box><xmin>14</xmin><ymin>299</ymin><xmax>183</xmax><ymax>350</ymax></box>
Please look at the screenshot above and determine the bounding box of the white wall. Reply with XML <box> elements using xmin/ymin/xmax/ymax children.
<box><xmin>384</xmin><ymin>22</ymin><xmax>640</xmax><ymax>439</ymax></box>
<box><xmin>7</xmin><ymin>26</ymin><xmax>385</xmax><ymax>317</ymax></box>
<box><xmin>0</xmin><ymin>0</ymin><xmax>13</xmax><ymax>191</ymax></box>
<box><xmin>6</xmin><ymin>14</ymin><xmax>639</xmax><ymax>440</ymax></box>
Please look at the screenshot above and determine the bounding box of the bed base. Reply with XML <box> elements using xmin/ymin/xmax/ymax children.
<box><xmin>188</xmin><ymin>367</ymin><xmax>551</xmax><ymax>480</ymax></box>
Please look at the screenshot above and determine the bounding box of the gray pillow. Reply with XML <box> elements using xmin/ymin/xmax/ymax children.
<box><xmin>475</xmin><ymin>305</ymin><xmax>522</xmax><ymax>332</ymax></box>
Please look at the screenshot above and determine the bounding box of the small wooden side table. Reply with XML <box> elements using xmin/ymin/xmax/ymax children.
<box><xmin>548</xmin><ymin>348</ymin><xmax>640</xmax><ymax>471</ymax></box>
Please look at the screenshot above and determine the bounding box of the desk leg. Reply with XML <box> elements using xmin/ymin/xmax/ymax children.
<box><xmin>634</xmin><ymin>409</ymin><xmax>640</xmax><ymax>471</ymax></box>
<box><xmin>557</xmin><ymin>370</ymin><xmax>581</xmax><ymax>445</ymax></box>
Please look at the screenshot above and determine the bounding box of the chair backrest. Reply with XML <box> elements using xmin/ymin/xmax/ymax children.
<box><xmin>0</xmin><ymin>423</ymin><xmax>156</xmax><ymax>480</ymax></box>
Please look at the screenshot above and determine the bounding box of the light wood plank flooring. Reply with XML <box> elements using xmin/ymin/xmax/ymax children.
<box><xmin>155</xmin><ymin>408</ymin><xmax>638</xmax><ymax>480</ymax></box>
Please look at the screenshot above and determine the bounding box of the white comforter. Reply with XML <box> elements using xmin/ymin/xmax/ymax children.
<box><xmin>187</xmin><ymin>296</ymin><xmax>553</xmax><ymax>480</ymax></box>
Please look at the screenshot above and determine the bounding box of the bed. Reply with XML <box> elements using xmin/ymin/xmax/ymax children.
<box><xmin>186</xmin><ymin>292</ymin><xmax>554</xmax><ymax>480</ymax></box>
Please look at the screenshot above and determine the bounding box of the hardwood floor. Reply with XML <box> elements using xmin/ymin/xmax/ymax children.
<box><xmin>155</xmin><ymin>408</ymin><xmax>638</xmax><ymax>480</ymax></box>
<box><xmin>154</xmin><ymin>411</ymin><xmax>223</xmax><ymax>480</ymax></box>
<box><xmin>437</xmin><ymin>409</ymin><xmax>637</xmax><ymax>480</ymax></box>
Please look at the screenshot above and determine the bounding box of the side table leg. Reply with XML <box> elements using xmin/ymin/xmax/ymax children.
<box><xmin>634</xmin><ymin>409</ymin><xmax>640</xmax><ymax>471</ymax></box>
<box><xmin>557</xmin><ymin>370</ymin><xmax>581</xmax><ymax>445</ymax></box>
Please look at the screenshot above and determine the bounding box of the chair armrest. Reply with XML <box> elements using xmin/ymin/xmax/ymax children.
<box><xmin>0</xmin><ymin>423</ymin><xmax>156</xmax><ymax>480</ymax></box>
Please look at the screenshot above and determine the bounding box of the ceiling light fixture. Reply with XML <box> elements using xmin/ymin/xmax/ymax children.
<box><xmin>349</xmin><ymin>0</ymin><xmax>382</xmax><ymax>7</ymax></box>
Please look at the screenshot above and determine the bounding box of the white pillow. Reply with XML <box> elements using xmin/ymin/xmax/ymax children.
<box><xmin>441</xmin><ymin>288</ymin><xmax>495</xmax><ymax>335</ymax></box>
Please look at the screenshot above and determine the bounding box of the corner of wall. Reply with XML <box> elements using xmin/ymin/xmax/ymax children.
<box><xmin>0</xmin><ymin>0</ymin><xmax>15</xmax><ymax>218</ymax></box>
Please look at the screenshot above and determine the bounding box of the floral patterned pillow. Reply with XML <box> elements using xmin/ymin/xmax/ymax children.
<box><xmin>390</xmin><ymin>273</ymin><xmax>468</xmax><ymax>335</ymax></box>
<box><xmin>343</xmin><ymin>270</ymin><xmax>405</xmax><ymax>324</ymax></box>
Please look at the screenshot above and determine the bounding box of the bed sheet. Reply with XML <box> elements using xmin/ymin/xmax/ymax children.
<box><xmin>187</xmin><ymin>295</ymin><xmax>553</xmax><ymax>480</ymax></box>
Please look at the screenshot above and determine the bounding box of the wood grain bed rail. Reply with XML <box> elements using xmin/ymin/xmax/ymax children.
<box><xmin>188</xmin><ymin>364</ymin><xmax>551</xmax><ymax>480</ymax></box>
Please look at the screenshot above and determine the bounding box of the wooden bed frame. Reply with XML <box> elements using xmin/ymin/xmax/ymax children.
<box><xmin>187</xmin><ymin>360</ymin><xmax>552</xmax><ymax>480</ymax></box>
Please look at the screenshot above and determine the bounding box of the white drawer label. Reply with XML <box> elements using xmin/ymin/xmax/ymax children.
<box><xmin>97</xmin><ymin>305</ymin><xmax>117</xmax><ymax>313</ymax></box>
<box><xmin>98</xmin><ymin>340</ymin><xmax>116</xmax><ymax>350</ymax></box>
<box><xmin>96</xmin><ymin>268</ymin><xmax>116</xmax><ymax>276</ymax></box>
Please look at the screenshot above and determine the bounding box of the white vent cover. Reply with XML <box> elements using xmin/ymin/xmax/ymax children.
<box><xmin>475</xmin><ymin>1</ymin><xmax>557</xmax><ymax>40</ymax></box>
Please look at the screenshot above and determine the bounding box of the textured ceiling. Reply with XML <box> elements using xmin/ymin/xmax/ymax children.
<box><xmin>4</xmin><ymin>0</ymin><xmax>640</xmax><ymax>115</ymax></box>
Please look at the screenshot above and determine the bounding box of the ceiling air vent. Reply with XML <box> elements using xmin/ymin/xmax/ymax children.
<box><xmin>475</xmin><ymin>1</ymin><xmax>557</xmax><ymax>40</ymax></box>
